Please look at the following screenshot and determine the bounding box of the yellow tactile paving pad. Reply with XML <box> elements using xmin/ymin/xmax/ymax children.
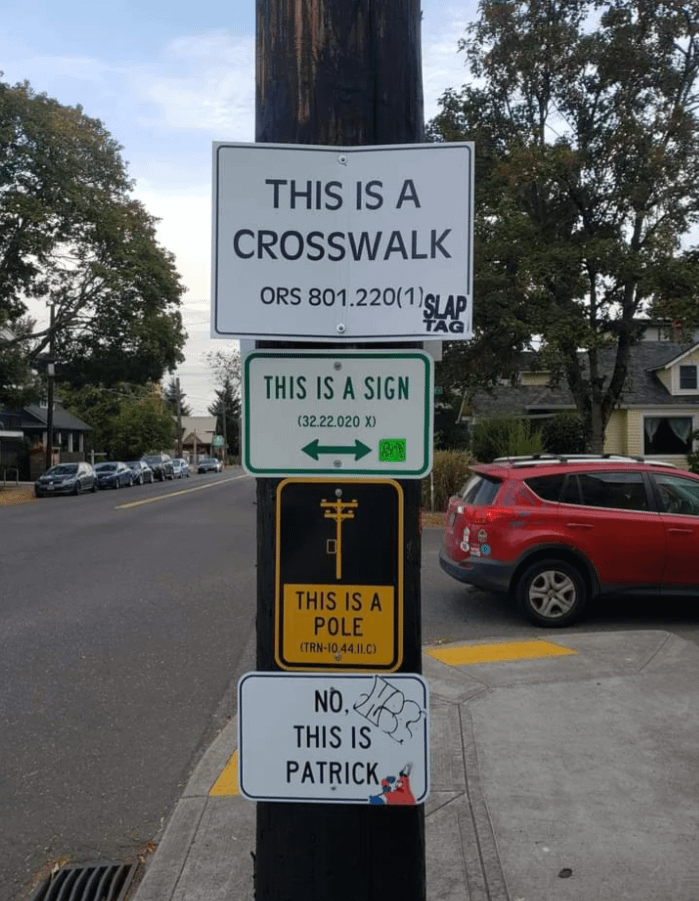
<box><xmin>210</xmin><ymin>750</ymin><xmax>239</xmax><ymax>796</ymax></box>
<box><xmin>426</xmin><ymin>639</ymin><xmax>577</xmax><ymax>666</ymax></box>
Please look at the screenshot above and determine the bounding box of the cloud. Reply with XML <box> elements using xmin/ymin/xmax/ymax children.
<box><xmin>422</xmin><ymin>4</ymin><xmax>473</xmax><ymax>119</ymax></box>
<box><xmin>131</xmin><ymin>31</ymin><xmax>255</xmax><ymax>138</ymax></box>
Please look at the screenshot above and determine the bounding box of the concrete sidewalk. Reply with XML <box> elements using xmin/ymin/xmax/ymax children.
<box><xmin>133</xmin><ymin>630</ymin><xmax>699</xmax><ymax>900</ymax></box>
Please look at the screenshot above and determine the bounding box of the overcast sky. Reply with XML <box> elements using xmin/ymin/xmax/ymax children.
<box><xmin>1</xmin><ymin>0</ymin><xmax>477</xmax><ymax>413</ymax></box>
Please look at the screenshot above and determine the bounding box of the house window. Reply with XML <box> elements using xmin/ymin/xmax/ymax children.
<box><xmin>679</xmin><ymin>365</ymin><xmax>698</xmax><ymax>390</ymax></box>
<box><xmin>643</xmin><ymin>417</ymin><xmax>693</xmax><ymax>455</ymax></box>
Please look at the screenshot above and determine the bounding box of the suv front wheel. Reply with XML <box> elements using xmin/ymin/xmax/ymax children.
<box><xmin>516</xmin><ymin>558</ymin><xmax>587</xmax><ymax>627</ymax></box>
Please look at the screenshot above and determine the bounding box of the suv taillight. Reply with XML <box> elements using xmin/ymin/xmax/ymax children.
<box><xmin>470</xmin><ymin>506</ymin><xmax>516</xmax><ymax>525</ymax></box>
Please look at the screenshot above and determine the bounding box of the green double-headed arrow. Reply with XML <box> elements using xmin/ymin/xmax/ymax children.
<box><xmin>302</xmin><ymin>438</ymin><xmax>372</xmax><ymax>461</ymax></box>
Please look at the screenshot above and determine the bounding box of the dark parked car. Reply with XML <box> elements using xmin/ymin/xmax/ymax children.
<box><xmin>35</xmin><ymin>462</ymin><xmax>98</xmax><ymax>497</ymax></box>
<box><xmin>141</xmin><ymin>453</ymin><xmax>174</xmax><ymax>481</ymax></box>
<box><xmin>94</xmin><ymin>461</ymin><xmax>133</xmax><ymax>489</ymax></box>
<box><xmin>440</xmin><ymin>454</ymin><xmax>699</xmax><ymax>627</ymax></box>
<box><xmin>198</xmin><ymin>457</ymin><xmax>222</xmax><ymax>474</ymax></box>
<box><xmin>126</xmin><ymin>460</ymin><xmax>154</xmax><ymax>485</ymax></box>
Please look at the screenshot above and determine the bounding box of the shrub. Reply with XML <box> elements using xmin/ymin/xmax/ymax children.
<box><xmin>422</xmin><ymin>449</ymin><xmax>473</xmax><ymax>511</ymax></box>
<box><xmin>471</xmin><ymin>417</ymin><xmax>543</xmax><ymax>463</ymax></box>
<box><xmin>541</xmin><ymin>412</ymin><xmax>586</xmax><ymax>455</ymax></box>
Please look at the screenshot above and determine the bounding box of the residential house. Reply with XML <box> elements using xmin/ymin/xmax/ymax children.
<box><xmin>461</xmin><ymin>326</ymin><xmax>699</xmax><ymax>467</ymax></box>
<box><xmin>177</xmin><ymin>416</ymin><xmax>218</xmax><ymax>463</ymax></box>
<box><xmin>0</xmin><ymin>402</ymin><xmax>93</xmax><ymax>480</ymax></box>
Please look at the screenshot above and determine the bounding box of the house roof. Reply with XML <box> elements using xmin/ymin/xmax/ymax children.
<box><xmin>469</xmin><ymin>341</ymin><xmax>699</xmax><ymax>418</ymax></box>
<box><xmin>649</xmin><ymin>340</ymin><xmax>699</xmax><ymax>371</ymax></box>
<box><xmin>180</xmin><ymin>415</ymin><xmax>217</xmax><ymax>442</ymax></box>
<box><xmin>2</xmin><ymin>403</ymin><xmax>92</xmax><ymax>431</ymax></box>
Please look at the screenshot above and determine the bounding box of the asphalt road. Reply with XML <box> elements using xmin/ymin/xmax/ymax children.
<box><xmin>0</xmin><ymin>470</ymin><xmax>257</xmax><ymax>901</ymax></box>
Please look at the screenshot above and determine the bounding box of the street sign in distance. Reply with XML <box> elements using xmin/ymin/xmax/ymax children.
<box><xmin>243</xmin><ymin>350</ymin><xmax>433</xmax><ymax>478</ymax></box>
<box><xmin>275</xmin><ymin>478</ymin><xmax>403</xmax><ymax>672</ymax></box>
<box><xmin>237</xmin><ymin>672</ymin><xmax>429</xmax><ymax>804</ymax></box>
<box><xmin>212</xmin><ymin>141</ymin><xmax>474</xmax><ymax>342</ymax></box>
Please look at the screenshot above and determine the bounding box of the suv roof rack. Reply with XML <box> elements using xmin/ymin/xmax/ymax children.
<box><xmin>492</xmin><ymin>453</ymin><xmax>677</xmax><ymax>469</ymax></box>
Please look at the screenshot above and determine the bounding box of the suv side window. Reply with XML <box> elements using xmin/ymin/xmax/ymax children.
<box><xmin>524</xmin><ymin>474</ymin><xmax>566</xmax><ymax>501</ymax></box>
<box><xmin>653</xmin><ymin>473</ymin><xmax>699</xmax><ymax>516</ymax></box>
<box><xmin>569</xmin><ymin>471</ymin><xmax>649</xmax><ymax>511</ymax></box>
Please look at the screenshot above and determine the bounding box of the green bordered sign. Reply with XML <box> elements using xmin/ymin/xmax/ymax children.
<box><xmin>275</xmin><ymin>478</ymin><xmax>403</xmax><ymax>672</ymax></box>
<box><xmin>243</xmin><ymin>350</ymin><xmax>433</xmax><ymax>478</ymax></box>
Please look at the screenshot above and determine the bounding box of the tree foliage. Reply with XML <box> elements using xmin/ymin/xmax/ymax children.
<box><xmin>471</xmin><ymin>417</ymin><xmax>543</xmax><ymax>462</ymax></box>
<box><xmin>164</xmin><ymin>376</ymin><xmax>192</xmax><ymax>417</ymax></box>
<box><xmin>430</xmin><ymin>0</ymin><xmax>699</xmax><ymax>451</ymax></box>
<box><xmin>206</xmin><ymin>348</ymin><xmax>242</xmax><ymax>457</ymax></box>
<box><xmin>0</xmin><ymin>316</ymin><xmax>41</xmax><ymax>407</ymax></box>
<box><xmin>0</xmin><ymin>79</ymin><xmax>186</xmax><ymax>401</ymax></box>
<box><xmin>208</xmin><ymin>381</ymin><xmax>241</xmax><ymax>457</ymax></box>
<box><xmin>59</xmin><ymin>382</ymin><xmax>175</xmax><ymax>460</ymax></box>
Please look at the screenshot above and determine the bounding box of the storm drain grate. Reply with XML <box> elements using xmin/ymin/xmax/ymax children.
<box><xmin>29</xmin><ymin>862</ymin><xmax>138</xmax><ymax>901</ymax></box>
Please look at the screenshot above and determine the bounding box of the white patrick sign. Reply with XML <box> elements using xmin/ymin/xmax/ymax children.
<box><xmin>212</xmin><ymin>142</ymin><xmax>474</xmax><ymax>342</ymax></box>
<box><xmin>237</xmin><ymin>672</ymin><xmax>429</xmax><ymax>804</ymax></box>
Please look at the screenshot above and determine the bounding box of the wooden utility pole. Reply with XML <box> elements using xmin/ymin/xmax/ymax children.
<box><xmin>175</xmin><ymin>376</ymin><xmax>183</xmax><ymax>459</ymax></box>
<box><xmin>254</xmin><ymin>2</ymin><xmax>426</xmax><ymax>900</ymax></box>
<box><xmin>45</xmin><ymin>303</ymin><xmax>56</xmax><ymax>470</ymax></box>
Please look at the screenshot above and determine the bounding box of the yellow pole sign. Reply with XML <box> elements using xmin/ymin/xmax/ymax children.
<box><xmin>275</xmin><ymin>478</ymin><xmax>403</xmax><ymax>671</ymax></box>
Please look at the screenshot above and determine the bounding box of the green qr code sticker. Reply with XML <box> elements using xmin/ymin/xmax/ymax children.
<box><xmin>378</xmin><ymin>439</ymin><xmax>407</xmax><ymax>462</ymax></box>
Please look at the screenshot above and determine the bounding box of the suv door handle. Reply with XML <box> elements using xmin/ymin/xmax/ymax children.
<box><xmin>667</xmin><ymin>527</ymin><xmax>694</xmax><ymax>534</ymax></box>
<box><xmin>566</xmin><ymin>522</ymin><xmax>594</xmax><ymax>529</ymax></box>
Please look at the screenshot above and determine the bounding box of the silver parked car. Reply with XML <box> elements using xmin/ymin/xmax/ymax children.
<box><xmin>171</xmin><ymin>458</ymin><xmax>190</xmax><ymax>478</ymax></box>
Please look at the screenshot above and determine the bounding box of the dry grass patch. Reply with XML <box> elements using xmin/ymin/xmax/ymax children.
<box><xmin>0</xmin><ymin>488</ymin><xmax>36</xmax><ymax>506</ymax></box>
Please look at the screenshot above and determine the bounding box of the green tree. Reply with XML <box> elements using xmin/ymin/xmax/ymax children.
<box><xmin>430</xmin><ymin>0</ymin><xmax>699</xmax><ymax>451</ymax></box>
<box><xmin>111</xmin><ymin>391</ymin><xmax>176</xmax><ymax>459</ymax></box>
<box><xmin>541</xmin><ymin>411</ymin><xmax>587</xmax><ymax>455</ymax></box>
<box><xmin>205</xmin><ymin>349</ymin><xmax>242</xmax><ymax>459</ymax></box>
<box><xmin>209</xmin><ymin>378</ymin><xmax>241</xmax><ymax>458</ymax></box>
<box><xmin>164</xmin><ymin>376</ymin><xmax>192</xmax><ymax>417</ymax></box>
<box><xmin>0</xmin><ymin>315</ymin><xmax>41</xmax><ymax>408</ymax></box>
<box><xmin>60</xmin><ymin>382</ymin><xmax>174</xmax><ymax>459</ymax></box>
<box><xmin>0</xmin><ymin>79</ymin><xmax>186</xmax><ymax>399</ymax></box>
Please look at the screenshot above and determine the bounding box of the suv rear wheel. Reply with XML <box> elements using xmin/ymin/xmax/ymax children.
<box><xmin>516</xmin><ymin>558</ymin><xmax>587</xmax><ymax>627</ymax></box>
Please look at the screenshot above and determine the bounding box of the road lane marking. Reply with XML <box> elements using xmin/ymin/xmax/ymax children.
<box><xmin>115</xmin><ymin>474</ymin><xmax>252</xmax><ymax>510</ymax></box>
<box><xmin>426</xmin><ymin>639</ymin><xmax>577</xmax><ymax>666</ymax></box>
<box><xmin>210</xmin><ymin>750</ymin><xmax>239</xmax><ymax>796</ymax></box>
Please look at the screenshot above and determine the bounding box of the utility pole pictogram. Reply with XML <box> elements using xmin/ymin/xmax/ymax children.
<box><xmin>320</xmin><ymin>495</ymin><xmax>358</xmax><ymax>579</ymax></box>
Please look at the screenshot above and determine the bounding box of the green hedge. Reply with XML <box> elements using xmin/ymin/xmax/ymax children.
<box><xmin>541</xmin><ymin>412</ymin><xmax>586</xmax><ymax>454</ymax></box>
<box><xmin>471</xmin><ymin>417</ymin><xmax>543</xmax><ymax>462</ymax></box>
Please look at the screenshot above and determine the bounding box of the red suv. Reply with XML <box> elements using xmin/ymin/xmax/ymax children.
<box><xmin>440</xmin><ymin>455</ymin><xmax>699</xmax><ymax>627</ymax></box>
